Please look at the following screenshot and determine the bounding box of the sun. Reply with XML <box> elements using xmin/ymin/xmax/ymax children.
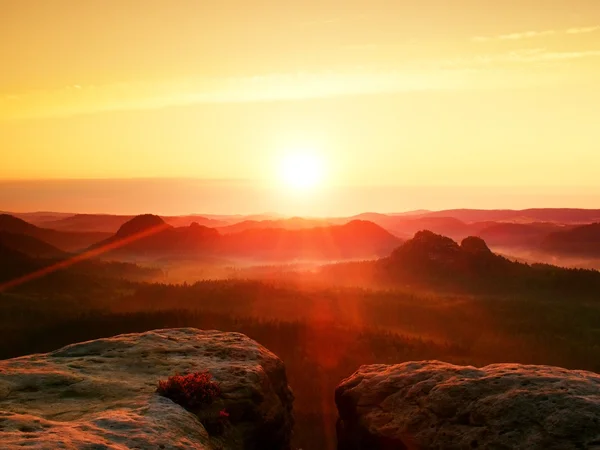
<box><xmin>279</xmin><ymin>151</ymin><xmax>325</xmax><ymax>190</ymax></box>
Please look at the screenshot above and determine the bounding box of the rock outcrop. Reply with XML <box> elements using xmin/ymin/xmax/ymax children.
<box><xmin>0</xmin><ymin>328</ymin><xmax>294</xmax><ymax>449</ymax></box>
<box><xmin>336</xmin><ymin>360</ymin><xmax>600</xmax><ymax>450</ymax></box>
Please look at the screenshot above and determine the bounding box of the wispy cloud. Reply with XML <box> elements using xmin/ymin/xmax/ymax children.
<box><xmin>474</xmin><ymin>25</ymin><xmax>599</xmax><ymax>42</ymax></box>
<box><xmin>440</xmin><ymin>48</ymin><xmax>600</xmax><ymax>68</ymax></box>
<box><xmin>0</xmin><ymin>72</ymin><xmax>468</xmax><ymax>120</ymax></box>
<box><xmin>566</xmin><ymin>26</ymin><xmax>600</xmax><ymax>34</ymax></box>
<box><xmin>2</xmin><ymin>48</ymin><xmax>599</xmax><ymax>120</ymax></box>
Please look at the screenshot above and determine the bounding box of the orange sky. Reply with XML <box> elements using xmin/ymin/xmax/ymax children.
<box><xmin>2</xmin><ymin>1</ymin><xmax>600</xmax><ymax>214</ymax></box>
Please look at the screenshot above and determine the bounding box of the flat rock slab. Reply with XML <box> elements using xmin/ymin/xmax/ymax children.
<box><xmin>0</xmin><ymin>328</ymin><xmax>293</xmax><ymax>450</ymax></box>
<box><xmin>336</xmin><ymin>360</ymin><xmax>600</xmax><ymax>450</ymax></box>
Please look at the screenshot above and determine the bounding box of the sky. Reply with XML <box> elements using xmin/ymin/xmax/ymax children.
<box><xmin>2</xmin><ymin>0</ymin><xmax>600</xmax><ymax>215</ymax></box>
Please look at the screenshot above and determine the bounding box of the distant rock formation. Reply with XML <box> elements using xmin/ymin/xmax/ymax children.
<box><xmin>114</xmin><ymin>213</ymin><xmax>170</xmax><ymax>238</ymax></box>
<box><xmin>386</xmin><ymin>231</ymin><xmax>507</xmax><ymax>279</ymax></box>
<box><xmin>87</xmin><ymin>214</ymin><xmax>400</xmax><ymax>261</ymax></box>
<box><xmin>336</xmin><ymin>361</ymin><xmax>600</xmax><ymax>450</ymax></box>
<box><xmin>89</xmin><ymin>215</ymin><xmax>219</xmax><ymax>257</ymax></box>
<box><xmin>0</xmin><ymin>328</ymin><xmax>294</xmax><ymax>449</ymax></box>
<box><xmin>460</xmin><ymin>236</ymin><xmax>492</xmax><ymax>255</ymax></box>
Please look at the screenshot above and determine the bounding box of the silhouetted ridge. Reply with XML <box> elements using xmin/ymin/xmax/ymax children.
<box><xmin>219</xmin><ymin>220</ymin><xmax>401</xmax><ymax>259</ymax></box>
<box><xmin>390</xmin><ymin>230</ymin><xmax>462</xmax><ymax>265</ymax></box>
<box><xmin>0</xmin><ymin>214</ymin><xmax>38</xmax><ymax>235</ymax></box>
<box><xmin>541</xmin><ymin>223</ymin><xmax>600</xmax><ymax>257</ymax></box>
<box><xmin>88</xmin><ymin>215</ymin><xmax>219</xmax><ymax>257</ymax></box>
<box><xmin>0</xmin><ymin>214</ymin><xmax>110</xmax><ymax>252</ymax></box>
<box><xmin>0</xmin><ymin>231</ymin><xmax>67</xmax><ymax>259</ymax></box>
<box><xmin>381</xmin><ymin>230</ymin><xmax>516</xmax><ymax>288</ymax></box>
<box><xmin>460</xmin><ymin>236</ymin><xmax>492</xmax><ymax>255</ymax></box>
<box><xmin>115</xmin><ymin>214</ymin><xmax>169</xmax><ymax>238</ymax></box>
<box><xmin>342</xmin><ymin>219</ymin><xmax>390</xmax><ymax>234</ymax></box>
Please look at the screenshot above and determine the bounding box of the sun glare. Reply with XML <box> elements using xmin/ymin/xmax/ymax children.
<box><xmin>280</xmin><ymin>151</ymin><xmax>325</xmax><ymax>190</ymax></box>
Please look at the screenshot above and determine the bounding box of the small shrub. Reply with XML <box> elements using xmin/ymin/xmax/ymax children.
<box><xmin>157</xmin><ymin>371</ymin><xmax>221</xmax><ymax>409</ymax></box>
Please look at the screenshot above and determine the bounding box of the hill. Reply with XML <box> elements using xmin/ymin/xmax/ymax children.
<box><xmin>0</xmin><ymin>231</ymin><xmax>67</xmax><ymax>259</ymax></box>
<box><xmin>378</xmin><ymin>231</ymin><xmax>515</xmax><ymax>287</ymax></box>
<box><xmin>88</xmin><ymin>216</ymin><xmax>400</xmax><ymax>261</ymax></box>
<box><xmin>476</xmin><ymin>222</ymin><xmax>567</xmax><ymax>249</ymax></box>
<box><xmin>38</xmin><ymin>214</ymin><xmax>136</xmax><ymax>233</ymax></box>
<box><xmin>540</xmin><ymin>223</ymin><xmax>600</xmax><ymax>257</ymax></box>
<box><xmin>0</xmin><ymin>214</ymin><xmax>111</xmax><ymax>252</ymax></box>
<box><xmin>321</xmin><ymin>230</ymin><xmax>600</xmax><ymax>294</ymax></box>
<box><xmin>217</xmin><ymin>217</ymin><xmax>331</xmax><ymax>234</ymax></box>
<box><xmin>89</xmin><ymin>215</ymin><xmax>219</xmax><ymax>258</ymax></box>
<box><xmin>418</xmin><ymin>208</ymin><xmax>600</xmax><ymax>224</ymax></box>
<box><xmin>37</xmin><ymin>213</ymin><xmax>232</xmax><ymax>233</ymax></box>
<box><xmin>220</xmin><ymin>220</ymin><xmax>401</xmax><ymax>260</ymax></box>
<box><xmin>387</xmin><ymin>216</ymin><xmax>482</xmax><ymax>240</ymax></box>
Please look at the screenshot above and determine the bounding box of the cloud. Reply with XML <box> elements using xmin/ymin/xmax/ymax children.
<box><xmin>474</xmin><ymin>25</ymin><xmax>599</xmax><ymax>42</ymax></box>
<box><xmin>566</xmin><ymin>26</ymin><xmax>600</xmax><ymax>34</ymax></box>
<box><xmin>442</xmin><ymin>48</ymin><xmax>600</xmax><ymax>67</ymax></box>
<box><xmin>501</xmin><ymin>49</ymin><xmax>600</xmax><ymax>63</ymax></box>
<box><xmin>2</xmin><ymin>49</ymin><xmax>599</xmax><ymax>120</ymax></box>
<box><xmin>0</xmin><ymin>71</ymin><xmax>470</xmax><ymax>120</ymax></box>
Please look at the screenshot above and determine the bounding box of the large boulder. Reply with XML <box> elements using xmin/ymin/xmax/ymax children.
<box><xmin>336</xmin><ymin>360</ymin><xmax>600</xmax><ymax>450</ymax></box>
<box><xmin>0</xmin><ymin>328</ymin><xmax>294</xmax><ymax>449</ymax></box>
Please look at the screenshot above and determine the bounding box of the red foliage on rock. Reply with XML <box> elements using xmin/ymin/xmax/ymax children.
<box><xmin>157</xmin><ymin>371</ymin><xmax>221</xmax><ymax>409</ymax></box>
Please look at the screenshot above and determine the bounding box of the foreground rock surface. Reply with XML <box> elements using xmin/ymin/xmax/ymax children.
<box><xmin>336</xmin><ymin>360</ymin><xmax>600</xmax><ymax>450</ymax></box>
<box><xmin>0</xmin><ymin>328</ymin><xmax>293</xmax><ymax>449</ymax></box>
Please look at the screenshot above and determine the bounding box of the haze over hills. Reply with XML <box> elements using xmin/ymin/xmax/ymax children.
<box><xmin>416</xmin><ymin>209</ymin><xmax>600</xmax><ymax>224</ymax></box>
<box><xmin>88</xmin><ymin>214</ymin><xmax>220</xmax><ymax>258</ymax></box>
<box><xmin>29</xmin><ymin>213</ymin><xmax>231</xmax><ymax>233</ymax></box>
<box><xmin>6</xmin><ymin>208</ymin><xmax>600</xmax><ymax>263</ymax></box>
<box><xmin>320</xmin><ymin>230</ymin><xmax>600</xmax><ymax>295</ymax></box>
<box><xmin>35</xmin><ymin>214</ymin><xmax>137</xmax><ymax>233</ymax></box>
<box><xmin>477</xmin><ymin>223</ymin><xmax>570</xmax><ymax>249</ymax></box>
<box><xmin>219</xmin><ymin>219</ymin><xmax>401</xmax><ymax>260</ymax></box>
<box><xmin>4</xmin><ymin>212</ymin><xmax>600</xmax><ymax>297</ymax></box>
<box><xmin>87</xmin><ymin>215</ymin><xmax>401</xmax><ymax>261</ymax></box>
<box><xmin>3</xmin><ymin>210</ymin><xmax>600</xmax><ymax>450</ymax></box>
<box><xmin>0</xmin><ymin>214</ymin><xmax>110</xmax><ymax>252</ymax></box>
<box><xmin>216</xmin><ymin>217</ymin><xmax>332</xmax><ymax>234</ymax></box>
<box><xmin>541</xmin><ymin>223</ymin><xmax>600</xmax><ymax>258</ymax></box>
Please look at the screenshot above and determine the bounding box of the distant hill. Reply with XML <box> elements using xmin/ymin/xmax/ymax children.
<box><xmin>217</xmin><ymin>217</ymin><xmax>332</xmax><ymax>234</ymax></box>
<box><xmin>388</xmin><ymin>216</ymin><xmax>483</xmax><ymax>240</ymax></box>
<box><xmin>38</xmin><ymin>214</ymin><xmax>135</xmax><ymax>233</ymax></box>
<box><xmin>0</xmin><ymin>232</ymin><xmax>67</xmax><ymax>259</ymax></box>
<box><xmin>321</xmin><ymin>230</ymin><xmax>600</xmax><ymax>294</ymax></box>
<box><xmin>0</xmin><ymin>214</ymin><xmax>43</xmax><ymax>235</ymax></box>
<box><xmin>220</xmin><ymin>220</ymin><xmax>401</xmax><ymax>260</ymax></box>
<box><xmin>418</xmin><ymin>209</ymin><xmax>600</xmax><ymax>224</ymax></box>
<box><xmin>7</xmin><ymin>211</ymin><xmax>74</xmax><ymax>225</ymax></box>
<box><xmin>0</xmin><ymin>239</ymin><xmax>162</xmax><ymax>290</ymax></box>
<box><xmin>162</xmin><ymin>215</ymin><xmax>230</xmax><ymax>229</ymax></box>
<box><xmin>89</xmin><ymin>215</ymin><xmax>219</xmax><ymax>257</ymax></box>
<box><xmin>36</xmin><ymin>213</ymin><xmax>230</xmax><ymax>233</ymax></box>
<box><xmin>88</xmin><ymin>215</ymin><xmax>400</xmax><ymax>261</ymax></box>
<box><xmin>0</xmin><ymin>214</ymin><xmax>111</xmax><ymax>252</ymax></box>
<box><xmin>540</xmin><ymin>223</ymin><xmax>600</xmax><ymax>257</ymax></box>
<box><xmin>476</xmin><ymin>223</ymin><xmax>568</xmax><ymax>249</ymax></box>
<box><xmin>384</xmin><ymin>230</ymin><xmax>511</xmax><ymax>278</ymax></box>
